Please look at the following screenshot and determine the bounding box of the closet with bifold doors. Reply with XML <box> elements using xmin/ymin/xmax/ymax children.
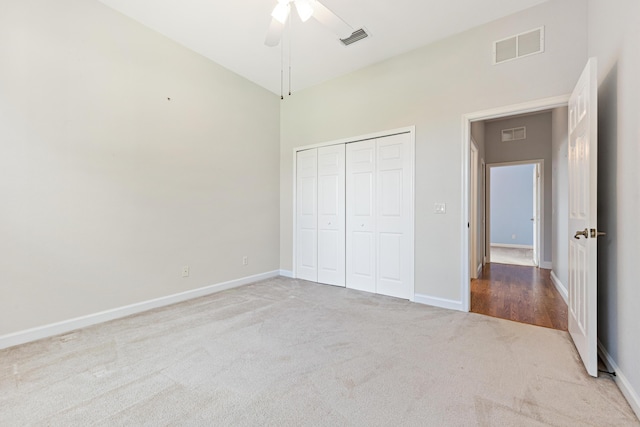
<box><xmin>295</xmin><ymin>131</ymin><xmax>414</xmax><ymax>299</ymax></box>
<box><xmin>296</xmin><ymin>144</ymin><xmax>346</xmax><ymax>286</ymax></box>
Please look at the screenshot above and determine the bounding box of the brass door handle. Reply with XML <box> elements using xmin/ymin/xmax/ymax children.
<box><xmin>574</xmin><ymin>229</ymin><xmax>589</xmax><ymax>239</ymax></box>
<box><xmin>590</xmin><ymin>228</ymin><xmax>607</xmax><ymax>238</ymax></box>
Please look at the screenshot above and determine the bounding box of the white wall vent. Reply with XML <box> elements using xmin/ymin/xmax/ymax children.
<box><xmin>501</xmin><ymin>127</ymin><xmax>527</xmax><ymax>142</ymax></box>
<box><xmin>340</xmin><ymin>28</ymin><xmax>369</xmax><ymax>46</ymax></box>
<box><xmin>493</xmin><ymin>27</ymin><xmax>545</xmax><ymax>64</ymax></box>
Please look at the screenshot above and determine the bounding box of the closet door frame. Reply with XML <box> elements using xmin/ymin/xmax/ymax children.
<box><xmin>292</xmin><ymin>126</ymin><xmax>415</xmax><ymax>300</ymax></box>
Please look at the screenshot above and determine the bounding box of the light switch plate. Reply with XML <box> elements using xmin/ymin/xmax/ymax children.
<box><xmin>435</xmin><ymin>203</ymin><xmax>446</xmax><ymax>214</ymax></box>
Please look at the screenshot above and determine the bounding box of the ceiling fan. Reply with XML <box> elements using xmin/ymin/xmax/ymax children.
<box><xmin>264</xmin><ymin>0</ymin><xmax>353</xmax><ymax>47</ymax></box>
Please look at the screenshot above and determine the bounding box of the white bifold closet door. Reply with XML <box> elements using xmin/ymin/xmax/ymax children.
<box><xmin>296</xmin><ymin>145</ymin><xmax>346</xmax><ymax>286</ymax></box>
<box><xmin>317</xmin><ymin>145</ymin><xmax>346</xmax><ymax>286</ymax></box>
<box><xmin>296</xmin><ymin>149</ymin><xmax>318</xmax><ymax>282</ymax></box>
<box><xmin>346</xmin><ymin>133</ymin><xmax>413</xmax><ymax>299</ymax></box>
<box><xmin>345</xmin><ymin>139</ymin><xmax>376</xmax><ymax>293</ymax></box>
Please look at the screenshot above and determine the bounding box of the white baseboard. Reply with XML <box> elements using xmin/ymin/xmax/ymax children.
<box><xmin>0</xmin><ymin>270</ymin><xmax>281</xmax><ymax>350</ymax></box>
<box><xmin>477</xmin><ymin>263</ymin><xmax>483</xmax><ymax>276</ymax></box>
<box><xmin>490</xmin><ymin>243</ymin><xmax>534</xmax><ymax>249</ymax></box>
<box><xmin>550</xmin><ymin>270</ymin><xmax>568</xmax><ymax>304</ymax></box>
<box><xmin>279</xmin><ymin>269</ymin><xmax>294</xmax><ymax>278</ymax></box>
<box><xmin>413</xmin><ymin>294</ymin><xmax>464</xmax><ymax>312</ymax></box>
<box><xmin>540</xmin><ymin>261</ymin><xmax>553</xmax><ymax>269</ymax></box>
<box><xmin>598</xmin><ymin>341</ymin><xmax>640</xmax><ymax>420</ymax></box>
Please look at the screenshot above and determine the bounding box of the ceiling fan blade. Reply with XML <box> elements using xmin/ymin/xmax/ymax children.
<box><xmin>265</xmin><ymin>17</ymin><xmax>285</xmax><ymax>47</ymax></box>
<box><xmin>311</xmin><ymin>0</ymin><xmax>353</xmax><ymax>39</ymax></box>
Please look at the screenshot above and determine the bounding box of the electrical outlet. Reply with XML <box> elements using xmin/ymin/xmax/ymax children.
<box><xmin>242</xmin><ymin>256</ymin><xmax>248</xmax><ymax>266</ymax></box>
<box><xmin>182</xmin><ymin>265</ymin><xmax>189</xmax><ymax>277</ymax></box>
<box><xmin>435</xmin><ymin>203</ymin><xmax>446</xmax><ymax>214</ymax></box>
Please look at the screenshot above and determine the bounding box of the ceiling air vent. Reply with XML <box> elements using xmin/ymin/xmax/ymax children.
<box><xmin>502</xmin><ymin>127</ymin><xmax>527</xmax><ymax>142</ymax></box>
<box><xmin>340</xmin><ymin>28</ymin><xmax>368</xmax><ymax>46</ymax></box>
<box><xmin>493</xmin><ymin>26</ymin><xmax>545</xmax><ymax>64</ymax></box>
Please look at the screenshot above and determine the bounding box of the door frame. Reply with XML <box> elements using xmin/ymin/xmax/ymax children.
<box><xmin>461</xmin><ymin>95</ymin><xmax>569</xmax><ymax>312</ymax></box>
<box><xmin>485</xmin><ymin>159</ymin><xmax>544</xmax><ymax>267</ymax></box>
<box><xmin>532</xmin><ymin>162</ymin><xmax>540</xmax><ymax>266</ymax></box>
<box><xmin>292</xmin><ymin>125</ymin><xmax>416</xmax><ymax>298</ymax></box>
<box><xmin>469</xmin><ymin>139</ymin><xmax>479</xmax><ymax>279</ymax></box>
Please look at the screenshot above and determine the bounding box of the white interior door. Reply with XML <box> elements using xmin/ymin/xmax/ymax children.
<box><xmin>346</xmin><ymin>140</ymin><xmax>376</xmax><ymax>293</ymax></box>
<box><xmin>376</xmin><ymin>133</ymin><xmax>413</xmax><ymax>299</ymax></box>
<box><xmin>568</xmin><ymin>58</ymin><xmax>598</xmax><ymax>377</ymax></box>
<box><xmin>317</xmin><ymin>145</ymin><xmax>346</xmax><ymax>286</ymax></box>
<box><xmin>296</xmin><ymin>149</ymin><xmax>318</xmax><ymax>282</ymax></box>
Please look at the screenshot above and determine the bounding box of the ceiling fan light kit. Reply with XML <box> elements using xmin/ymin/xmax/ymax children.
<box><xmin>271</xmin><ymin>2</ymin><xmax>290</xmax><ymax>24</ymax></box>
<box><xmin>265</xmin><ymin>0</ymin><xmax>355</xmax><ymax>99</ymax></box>
<box><xmin>294</xmin><ymin>0</ymin><xmax>314</xmax><ymax>22</ymax></box>
<box><xmin>265</xmin><ymin>0</ymin><xmax>353</xmax><ymax>47</ymax></box>
<box><xmin>270</xmin><ymin>0</ymin><xmax>314</xmax><ymax>26</ymax></box>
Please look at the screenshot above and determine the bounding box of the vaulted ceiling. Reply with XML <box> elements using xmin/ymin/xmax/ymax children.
<box><xmin>97</xmin><ymin>0</ymin><xmax>550</xmax><ymax>94</ymax></box>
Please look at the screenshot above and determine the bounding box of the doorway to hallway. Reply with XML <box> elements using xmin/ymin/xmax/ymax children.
<box><xmin>471</xmin><ymin>263</ymin><xmax>567</xmax><ymax>330</ymax></box>
<box><xmin>465</xmin><ymin>103</ymin><xmax>569</xmax><ymax>332</ymax></box>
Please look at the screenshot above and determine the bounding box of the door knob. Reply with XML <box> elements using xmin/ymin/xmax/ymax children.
<box><xmin>574</xmin><ymin>229</ymin><xmax>589</xmax><ymax>239</ymax></box>
<box><xmin>590</xmin><ymin>228</ymin><xmax>606</xmax><ymax>238</ymax></box>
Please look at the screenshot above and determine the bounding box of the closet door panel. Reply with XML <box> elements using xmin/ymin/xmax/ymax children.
<box><xmin>317</xmin><ymin>145</ymin><xmax>345</xmax><ymax>286</ymax></box>
<box><xmin>346</xmin><ymin>140</ymin><xmax>376</xmax><ymax>293</ymax></box>
<box><xmin>296</xmin><ymin>149</ymin><xmax>318</xmax><ymax>282</ymax></box>
<box><xmin>379</xmin><ymin>232</ymin><xmax>401</xmax><ymax>280</ymax></box>
<box><xmin>376</xmin><ymin>133</ymin><xmax>413</xmax><ymax>299</ymax></box>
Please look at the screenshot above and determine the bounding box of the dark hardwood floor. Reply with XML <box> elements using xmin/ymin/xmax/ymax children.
<box><xmin>471</xmin><ymin>263</ymin><xmax>568</xmax><ymax>331</ymax></box>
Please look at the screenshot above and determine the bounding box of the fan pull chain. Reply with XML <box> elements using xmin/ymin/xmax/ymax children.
<box><xmin>280</xmin><ymin>30</ymin><xmax>284</xmax><ymax>100</ymax></box>
<box><xmin>288</xmin><ymin>14</ymin><xmax>292</xmax><ymax>96</ymax></box>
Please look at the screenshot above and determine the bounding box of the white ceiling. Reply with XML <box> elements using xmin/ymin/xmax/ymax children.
<box><xmin>97</xmin><ymin>0</ymin><xmax>549</xmax><ymax>94</ymax></box>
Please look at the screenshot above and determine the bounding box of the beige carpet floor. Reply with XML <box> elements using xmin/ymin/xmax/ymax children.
<box><xmin>1</xmin><ymin>276</ymin><xmax>637</xmax><ymax>426</ymax></box>
<box><xmin>490</xmin><ymin>245</ymin><xmax>536</xmax><ymax>267</ymax></box>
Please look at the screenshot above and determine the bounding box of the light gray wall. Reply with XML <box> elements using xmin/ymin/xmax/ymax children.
<box><xmin>588</xmin><ymin>0</ymin><xmax>640</xmax><ymax>412</ymax></box>
<box><xmin>0</xmin><ymin>0</ymin><xmax>280</xmax><ymax>335</ymax></box>
<box><xmin>484</xmin><ymin>112</ymin><xmax>553</xmax><ymax>265</ymax></box>
<box><xmin>280</xmin><ymin>0</ymin><xmax>588</xmax><ymax>301</ymax></box>
<box><xmin>551</xmin><ymin>107</ymin><xmax>569</xmax><ymax>292</ymax></box>
<box><xmin>490</xmin><ymin>165</ymin><xmax>535</xmax><ymax>246</ymax></box>
<box><xmin>470</xmin><ymin>121</ymin><xmax>486</xmax><ymax>267</ymax></box>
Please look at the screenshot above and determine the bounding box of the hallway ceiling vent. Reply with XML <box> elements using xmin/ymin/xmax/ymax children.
<box><xmin>493</xmin><ymin>26</ymin><xmax>545</xmax><ymax>65</ymax></box>
<box><xmin>502</xmin><ymin>127</ymin><xmax>527</xmax><ymax>142</ymax></box>
<box><xmin>340</xmin><ymin>28</ymin><xmax>369</xmax><ymax>46</ymax></box>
